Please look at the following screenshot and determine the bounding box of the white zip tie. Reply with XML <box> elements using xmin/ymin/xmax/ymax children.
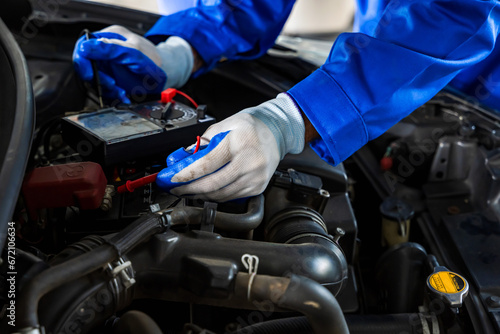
<box><xmin>241</xmin><ymin>254</ymin><xmax>259</xmax><ymax>300</ymax></box>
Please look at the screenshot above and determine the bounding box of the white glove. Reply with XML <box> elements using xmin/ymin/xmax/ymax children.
<box><xmin>156</xmin><ymin>35</ymin><xmax>194</xmax><ymax>88</ymax></box>
<box><xmin>167</xmin><ymin>93</ymin><xmax>305</xmax><ymax>202</ymax></box>
<box><xmin>99</xmin><ymin>25</ymin><xmax>194</xmax><ymax>89</ymax></box>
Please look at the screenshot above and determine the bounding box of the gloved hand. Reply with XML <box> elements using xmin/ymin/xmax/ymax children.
<box><xmin>73</xmin><ymin>25</ymin><xmax>193</xmax><ymax>103</ymax></box>
<box><xmin>156</xmin><ymin>93</ymin><xmax>305</xmax><ymax>202</ymax></box>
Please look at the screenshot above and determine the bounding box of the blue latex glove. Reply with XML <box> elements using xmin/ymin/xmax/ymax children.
<box><xmin>156</xmin><ymin>93</ymin><xmax>305</xmax><ymax>202</ymax></box>
<box><xmin>156</xmin><ymin>131</ymin><xmax>230</xmax><ymax>193</ymax></box>
<box><xmin>73</xmin><ymin>25</ymin><xmax>193</xmax><ymax>103</ymax></box>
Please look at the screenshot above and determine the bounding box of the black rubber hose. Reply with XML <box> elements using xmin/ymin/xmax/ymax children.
<box><xmin>0</xmin><ymin>18</ymin><xmax>35</xmax><ymax>253</ymax></box>
<box><xmin>246</xmin><ymin>274</ymin><xmax>348</xmax><ymax>334</ymax></box>
<box><xmin>278</xmin><ymin>275</ymin><xmax>349</xmax><ymax>334</ymax></box>
<box><xmin>17</xmin><ymin>245</ymin><xmax>117</xmax><ymax>329</ymax></box>
<box><xmin>170</xmin><ymin>194</ymin><xmax>264</xmax><ymax>232</ymax></box>
<box><xmin>112</xmin><ymin>311</ymin><xmax>163</xmax><ymax>334</ymax></box>
<box><xmin>233</xmin><ymin>316</ymin><xmax>311</xmax><ymax>334</ymax></box>
<box><xmin>109</xmin><ymin>213</ymin><xmax>168</xmax><ymax>254</ymax></box>
<box><xmin>17</xmin><ymin>213</ymin><xmax>168</xmax><ymax>330</ymax></box>
<box><xmin>233</xmin><ymin>314</ymin><xmax>426</xmax><ymax>334</ymax></box>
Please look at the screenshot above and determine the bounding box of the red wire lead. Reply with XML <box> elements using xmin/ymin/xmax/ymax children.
<box><xmin>117</xmin><ymin>172</ymin><xmax>159</xmax><ymax>193</ymax></box>
<box><xmin>118</xmin><ymin>137</ymin><xmax>202</xmax><ymax>194</ymax></box>
<box><xmin>161</xmin><ymin>88</ymin><xmax>199</xmax><ymax>108</ymax></box>
<box><xmin>175</xmin><ymin>90</ymin><xmax>199</xmax><ymax>108</ymax></box>
<box><xmin>194</xmin><ymin>136</ymin><xmax>201</xmax><ymax>154</ymax></box>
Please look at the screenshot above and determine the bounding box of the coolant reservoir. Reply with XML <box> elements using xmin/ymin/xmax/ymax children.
<box><xmin>380</xmin><ymin>197</ymin><xmax>414</xmax><ymax>247</ymax></box>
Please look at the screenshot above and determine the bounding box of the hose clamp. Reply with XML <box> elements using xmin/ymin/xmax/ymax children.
<box><xmin>107</xmin><ymin>257</ymin><xmax>136</xmax><ymax>289</ymax></box>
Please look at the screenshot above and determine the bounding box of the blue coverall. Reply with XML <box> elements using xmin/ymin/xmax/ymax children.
<box><xmin>146</xmin><ymin>0</ymin><xmax>500</xmax><ymax>166</ymax></box>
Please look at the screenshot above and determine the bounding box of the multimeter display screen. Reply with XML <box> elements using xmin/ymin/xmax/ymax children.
<box><xmin>66</xmin><ymin>109</ymin><xmax>163</xmax><ymax>143</ymax></box>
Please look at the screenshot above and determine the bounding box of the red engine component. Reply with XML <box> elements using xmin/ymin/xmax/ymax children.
<box><xmin>22</xmin><ymin>162</ymin><xmax>107</xmax><ymax>220</ymax></box>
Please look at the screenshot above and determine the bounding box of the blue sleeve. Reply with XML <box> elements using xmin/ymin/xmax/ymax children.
<box><xmin>145</xmin><ymin>0</ymin><xmax>296</xmax><ymax>75</ymax></box>
<box><xmin>288</xmin><ymin>0</ymin><xmax>500</xmax><ymax>165</ymax></box>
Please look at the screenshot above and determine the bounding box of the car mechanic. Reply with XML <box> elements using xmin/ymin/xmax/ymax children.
<box><xmin>73</xmin><ymin>0</ymin><xmax>500</xmax><ymax>202</ymax></box>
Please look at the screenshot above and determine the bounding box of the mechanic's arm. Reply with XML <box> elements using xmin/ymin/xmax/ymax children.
<box><xmin>146</xmin><ymin>0</ymin><xmax>296</xmax><ymax>75</ymax></box>
<box><xmin>73</xmin><ymin>1</ymin><xmax>295</xmax><ymax>103</ymax></box>
<box><xmin>289</xmin><ymin>0</ymin><xmax>500</xmax><ymax>165</ymax></box>
<box><xmin>157</xmin><ymin>0</ymin><xmax>500</xmax><ymax>202</ymax></box>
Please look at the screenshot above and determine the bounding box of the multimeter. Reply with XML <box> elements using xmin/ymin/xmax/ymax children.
<box><xmin>61</xmin><ymin>101</ymin><xmax>215</xmax><ymax>165</ymax></box>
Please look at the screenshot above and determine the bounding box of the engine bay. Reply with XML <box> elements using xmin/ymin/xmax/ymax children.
<box><xmin>1</xmin><ymin>1</ymin><xmax>500</xmax><ymax>333</ymax></box>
